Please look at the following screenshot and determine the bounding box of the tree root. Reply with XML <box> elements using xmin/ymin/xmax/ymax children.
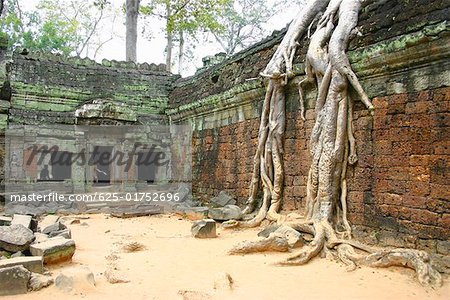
<box><xmin>229</xmin><ymin>219</ymin><xmax>443</xmax><ymax>288</ymax></box>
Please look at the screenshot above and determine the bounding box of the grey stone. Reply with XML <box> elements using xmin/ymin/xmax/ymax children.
<box><xmin>30</xmin><ymin>238</ymin><xmax>76</xmax><ymax>264</ymax></box>
<box><xmin>28</xmin><ymin>272</ymin><xmax>54</xmax><ymax>291</ymax></box>
<box><xmin>0</xmin><ymin>216</ymin><xmax>12</xmax><ymax>226</ymax></box>
<box><xmin>274</xmin><ymin>225</ymin><xmax>305</xmax><ymax>248</ymax></box>
<box><xmin>210</xmin><ymin>191</ymin><xmax>236</xmax><ymax>207</ymax></box>
<box><xmin>55</xmin><ymin>273</ymin><xmax>74</xmax><ymax>293</ymax></box>
<box><xmin>55</xmin><ymin>267</ymin><xmax>95</xmax><ymax>292</ymax></box>
<box><xmin>257</xmin><ymin>224</ymin><xmax>281</xmax><ymax>238</ymax></box>
<box><xmin>11</xmin><ymin>214</ymin><xmax>32</xmax><ymax>229</ymax></box>
<box><xmin>49</xmin><ymin>228</ymin><xmax>72</xmax><ymax>239</ymax></box>
<box><xmin>0</xmin><ymin>265</ymin><xmax>31</xmax><ymax>296</ymax></box>
<box><xmin>11</xmin><ymin>251</ymin><xmax>24</xmax><ymax>258</ymax></box>
<box><xmin>208</xmin><ymin>205</ymin><xmax>242</xmax><ymax>221</ymax></box>
<box><xmin>0</xmin><ymin>256</ymin><xmax>44</xmax><ymax>273</ymax></box>
<box><xmin>437</xmin><ymin>240</ymin><xmax>450</xmax><ymax>256</ymax></box>
<box><xmin>39</xmin><ymin>215</ymin><xmax>61</xmax><ymax>234</ymax></box>
<box><xmin>177</xmin><ymin>206</ymin><xmax>209</xmax><ymax>220</ymax></box>
<box><xmin>33</xmin><ymin>232</ymin><xmax>49</xmax><ymax>244</ymax></box>
<box><xmin>0</xmin><ymin>224</ymin><xmax>35</xmax><ymax>252</ymax></box>
<box><xmin>191</xmin><ymin>219</ymin><xmax>217</xmax><ymax>238</ymax></box>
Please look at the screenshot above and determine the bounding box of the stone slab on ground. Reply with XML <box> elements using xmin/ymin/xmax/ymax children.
<box><xmin>175</xmin><ymin>206</ymin><xmax>209</xmax><ymax>220</ymax></box>
<box><xmin>0</xmin><ymin>256</ymin><xmax>44</xmax><ymax>273</ymax></box>
<box><xmin>0</xmin><ymin>224</ymin><xmax>35</xmax><ymax>252</ymax></box>
<box><xmin>208</xmin><ymin>205</ymin><xmax>242</xmax><ymax>221</ymax></box>
<box><xmin>29</xmin><ymin>272</ymin><xmax>54</xmax><ymax>291</ymax></box>
<box><xmin>210</xmin><ymin>191</ymin><xmax>236</xmax><ymax>208</ymax></box>
<box><xmin>11</xmin><ymin>214</ymin><xmax>32</xmax><ymax>229</ymax></box>
<box><xmin>30</xmin><ymin>238</ymin><xmax>76</xmax><ymax>264</ymax></box>
<box><xmin>0</xmin><ymin>265</ymin><xmax>31</xmax><ymax>296</ymax></box>
<box><xmin>191</xmin><ymin>219</ymin><xmax>217</xmax><ymax>238</ymax></box>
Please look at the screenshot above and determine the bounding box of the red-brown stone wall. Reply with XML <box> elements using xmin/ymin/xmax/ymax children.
<box><xmin>192</xmin><ymin>87</ymin><xmax>450</xmax><ymax>243</ymax></box>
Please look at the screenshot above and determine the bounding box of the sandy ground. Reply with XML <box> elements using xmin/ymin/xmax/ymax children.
<box><xmin>3</xmin><ymin>214</ymin><xmax>449</xmax><ymax>300</ymax></box>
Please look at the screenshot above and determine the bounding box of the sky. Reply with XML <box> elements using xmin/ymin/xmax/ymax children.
<box><xmin>21</xmin><ymin>0</ymin><xmax>302</xmax><ymax>76</ymax></box>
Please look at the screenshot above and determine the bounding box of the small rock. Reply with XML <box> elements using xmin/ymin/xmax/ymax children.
<box><xmin>0</xmin><ymin>256</ymin><xmax>44</xmax><ymax>273</ymax></box>
<box><xmin>210</xmin><ymin>191</ymin><xmax>236</xmax><ymax>207</ymax></box>
<box><xmin>213</xmin><ymin>272</ymin><xmax>233</xmax><ymax>290</ymax></box>
<box><xmin>28</xmin><ymin>272</ymin><xmax>53</xmax><ymax>291</ymax></box>
<box><xmin>30</xmin><ymin>238</ymin><xmax>76</xmax><ymax>264</ymax></box>
<box><xmin>11</xmin><ymin>251</ymin><xmax>24</xmax><ymax>258</ymax></box>
<box><xmin>33</xmin><ymin>232</ymin><xmax>49</xmax><ymax>244</ymax></box>
<box><xmin>55</xmin><ymin>267</ymin><xmax>95</xmax><ymax>292</ymax></box>
<box><xmin>49</xmin><ymin>229</ymin><xmax>72</xmax><ymax>239</ymax></box>
<box><xmin>274</xmin><ymin>225</ymin><xmax>305</xmax><ymax>248</ymax></box>
<box><xmin>208</xmin><ymin>205</ymin><xmax>242</xmax><ymax>221</ymax></box>
<box><xmin>191</xmin><ymin>219</ymin><xmax>217</xmax><ymax>238</ymax></box>
<box><xmin>0</xmin><ymin>224</ymin><xmax>35</xmax><ymax>252</ymax></box>
<box><xmin>0</xmin><ymin>265</ymin><xmax>31</xmax><ymax>296</ymax></box>
<box><xmin>70</xmin><ymin>219</ymin><xmax>81</xmax><ymax>225</ymax></box>
<box><xmin>11</xmin><ymin>214</ymin><xmax>32</xmax><ymax>229</ymax></box>
<box><xmin>257</xmin><ymin>224</ymin><xmax>281</xmax><ymax>238</ymax></box>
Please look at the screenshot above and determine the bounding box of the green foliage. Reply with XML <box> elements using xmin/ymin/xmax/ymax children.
<box><xmin>0</xmin><ymin>0</ymin><xmax>112</xmax><ymax>57</ymax></box>
<box><xmin>213</xmin><ymin>0</ymin><xmax>305</xmax><ymax>55</ymax></box>
<box><xmin>140</xmin><ymin>0</ymin><xmax>230</xmax><ymax>37</ymax></box>
<box><xmin>0</xmin><ymin>0</ymin><xmax>78</xmax><ymax>55</ymax></box>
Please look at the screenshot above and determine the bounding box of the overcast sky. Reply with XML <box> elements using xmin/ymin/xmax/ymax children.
<box><xmin>21</xmin><ymin>0</ymin><xmax>301</xmax><ymax>76</ymax></box>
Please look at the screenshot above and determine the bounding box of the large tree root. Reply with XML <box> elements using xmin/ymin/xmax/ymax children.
<box><xmin>229</xmin><ymin>219</ymin><xmax>442</xmax><ymax>288</ymax></box>
<box><xmin>227</xmin><ymin>0</ymin><xmax>443</xmax><ymax>289</ymax></box>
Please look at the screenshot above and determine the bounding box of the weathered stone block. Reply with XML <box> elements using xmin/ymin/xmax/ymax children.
<box><xmin>0</xmin><ymin>256</ymin><xmax>44</xmax><ymax>274</ymax></box>
<box><xmin>0</xmin><ymin>224</ymin><xmax>35</xmax><ymax>252</ymax></box>
<box><xmin>0</xmin><ymin>265</ymin><xmax>31</xmax><ymax>296</ymax></box>
<box><xmin>30</xmin><ymin>238</ymin><xmax>76</xmax><ymax>264</ymax></box>
<box><xmin>208</xmin><ymin>205</ymin><xmax>242</xmax><ymax>221</ymax></box>
<box><xmin>210</xmin><ymin>191</ymin><xmax>236</xmax><ymax>207</ymax></box>
<box><xmin>191</xmin><ymin>219</ymin><xmax>216</xmax><ymax>238</ymax></box>
<box><xmin>11</xmin><ymin>214</ymin><xmax>32</xmax><ymax>229</ymax></box>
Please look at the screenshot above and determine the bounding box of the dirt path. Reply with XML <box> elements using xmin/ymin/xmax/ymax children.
<box><xmin>4</xmin><ymin>214</ymin><xmax>449</xmax><ymax>300</ymax></box>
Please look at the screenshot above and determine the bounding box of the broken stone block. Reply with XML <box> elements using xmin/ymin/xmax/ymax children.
<box><xmin>0</xmin><ymin>216</ymin><xmax>13</xmax><ymax>226</ymax></box>
<box><xmin>33</xmin><ymin>232</ymin><xmax>49</xmax><ymax>244</ymax></box>
<box><xmin>28</xmin><ymin>272</ymin><xmax>54</xmax><ymax>291</ymax></box>
<box><xmin>0</xmin><ymin>265</ymin><xmax>31</xmax><ymax>296</ymax></box>
<box><xmin>0</xmin><ymin>224</ymin><xmax>35</xmax><ymax>252</ymax></box>
<box><xmin>49</xmin><ymin>228</ymin><xmax>72</xmax><ymax>239</ymax></box>
<box><xmin>30</xmin><ymin>238</ymin><xmax>76</xmax><ymax>264</ymax></box>
<box><xmin>55</xmin><ymin>267</ymin><xmax>95</xmax><ymax>292</ymax></box>
<box><xmin>210</xmin><ymin>191</ymin><xmax>236</xmax><ymax>207</ymax></box>
<box><xmin>191</xmin><ymin>219</ymin><xmax>217</xmax><ymax>238</ymax></box>
<box><xmin>11</xmin><ymin>214</ymin><xmax>32</xmax><ymax>229</ymax></box>
<box><xmin>39</xmin><ymin>215</ymin><xmax>61</xmax><ymax>234</ymax></box>
<box><xmin>177</xmin><ymin>207</ymin><xmax>209</xmax><ymax>220</ymax></box>
<box><xmin>208</xmin><ymin>205</ymin><xmax>242</xmax><ymax>221</ymax></box>
<box><xmin>0</xmin><ymin>256</ymin><xmax>44</xmax><ymax>273</ymax></box>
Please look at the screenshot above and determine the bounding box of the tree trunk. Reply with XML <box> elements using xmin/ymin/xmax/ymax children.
<box><xmin>178</xmin><ymin>31</ymin><xmax>184</xmax><ymax>74</ymax></box>
<box><xmin>165</xmin><ymin>2</ymin><xmax>173</xmax><ymax>73</ymax></box>
<box><xmin>125</xmin><ymin>0</ymin><xmax>140</xmax><ymax>62</ymax></box>
<box><xmin>227</xmin><ymin>0</ymin><xmax>442</xmax><ymax>289</ymax></box>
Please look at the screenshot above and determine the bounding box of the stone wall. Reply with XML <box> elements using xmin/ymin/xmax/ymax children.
<box><xmin>2</xmin><ymin>52</ymin><xmax>177</xmax><ymax>126</ymax></box>
<box><xmin>168</xmin><ymin>0</ymin><xmax>450</xmax><ymax>269</ymax></box>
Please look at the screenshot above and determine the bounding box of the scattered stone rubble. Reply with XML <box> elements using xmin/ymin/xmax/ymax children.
<box><xmin>0</xmin><ymin>213</ymin><xmax>77</xmax><ymax>295</ymax></box>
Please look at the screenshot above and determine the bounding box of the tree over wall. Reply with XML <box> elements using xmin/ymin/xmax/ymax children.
<box><xmin>225</xmin><ymin>0</ymin><xmax>442</xmax><ymax>288</ymax></box>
